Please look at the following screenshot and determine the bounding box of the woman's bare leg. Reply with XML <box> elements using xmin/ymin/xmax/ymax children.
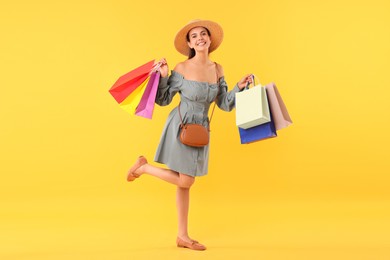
<box><xmin>133</xmin><ymin>161</ymin><xmax>195</xmax><ymax>188</ymax></box>
<box><xmin>176</xmin><ymin>179</ymin><xmax>206</xmax><ymax>250</ymax></box>
<box><xmin>130</xmin><ymin>159</ymin><xmax>204</xmax><ymax>248</ymax></box>
<box><xmin>177</xmin><ymin>187</ymin><xmax>191</xmax><ymax>242</ymax></box>
<box><xmin>133</xmin><ymin>163</ymin><xmax>180</xmax><ymax>185</ymax></box>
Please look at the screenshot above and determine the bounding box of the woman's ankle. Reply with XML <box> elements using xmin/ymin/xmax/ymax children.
<box><xmin>134</xmin><ymin>164</ymin><xmax>147</xmax><ymax>176</ymax></box>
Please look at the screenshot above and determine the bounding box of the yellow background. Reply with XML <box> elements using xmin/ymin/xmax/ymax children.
<box><xmin>1</xmin><ymin>0</ymin><xmax>389</xmax><ymax>259</ymax></box>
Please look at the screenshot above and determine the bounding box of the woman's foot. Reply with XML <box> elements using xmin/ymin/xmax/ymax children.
<box><xmin>127</xmin><ymin>156</ymin><xmax>148</xmax><ymax>182</ymax></box>
<box><xmin>176</xmin><ymin>236</ymin><xmax>206</xmax><ymax>251</ymax></box>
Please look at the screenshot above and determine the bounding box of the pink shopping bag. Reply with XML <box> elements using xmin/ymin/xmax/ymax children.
<box><xmin>264</xmin><ymin>83</ymin><xmax>292</xmax><ymax>130</ymax></box>
<box><xmin>135</xmin><ymin>71</ymin><xmax>160</xmax><ymax>119</ymax></box>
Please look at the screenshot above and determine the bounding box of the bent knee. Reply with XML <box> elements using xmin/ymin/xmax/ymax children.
<box><xmin>178</xmin><ymin>174</ymin><xmax>195</xmax><ymax>188</ymax></box>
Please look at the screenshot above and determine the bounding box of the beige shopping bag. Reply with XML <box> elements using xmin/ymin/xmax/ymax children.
<box><xmin>235</xmin><ymin>80</ymin><xmax>271</xmax><ymax>129</ymax></box>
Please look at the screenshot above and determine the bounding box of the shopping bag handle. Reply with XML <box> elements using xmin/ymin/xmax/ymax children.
<box><xmin>151</xmin><ymin>61</ymin><xmax>163</xmax><ymax>74</ymax></box>
<box><xmin>244</xmin><ymin>74</ymin><xmax>262</xmax><ymax>90</ymax></box>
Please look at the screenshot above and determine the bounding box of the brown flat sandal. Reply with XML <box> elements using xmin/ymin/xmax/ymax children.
<box><xmin>127</xmin><ymin>156</ymin><xmax>147</xmax><ymax>182</ymax></box>
<box><xmin>176</xmin><ymin>237</ymin><xmax>206</xmax><ymax>251</ymax></box>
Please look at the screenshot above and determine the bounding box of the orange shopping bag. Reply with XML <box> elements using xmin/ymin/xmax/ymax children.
<box><xmin>109</xmin><ymin>60</ymin><xmax>155</xmax><ymax>104</ymax></box>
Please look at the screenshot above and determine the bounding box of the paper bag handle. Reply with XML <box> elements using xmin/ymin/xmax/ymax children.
<box><xmin>151</xmin><ymin>61</ymin><xmax>162</xmax><ymax>74</ymax></box>
<box><xmin>244</xmin><ymin>74</ymin><xmax>262</xmax><ymax>90</ymax></box>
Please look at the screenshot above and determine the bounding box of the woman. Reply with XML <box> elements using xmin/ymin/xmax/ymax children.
<box><xmin>127</xmin><ymin>19</ymin><xmax>252</xmax><ymax>251</ymax></box>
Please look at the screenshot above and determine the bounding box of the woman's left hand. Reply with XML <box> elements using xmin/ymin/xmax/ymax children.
<box><xmin>237</xmin><ymin>74</ymin><xmax>253</xmax><ymax>90</ymax></box>
<box><xmin>155</xmin><ymin>58</ymin><xmax>169</xmax><ymax>78</ymax></box>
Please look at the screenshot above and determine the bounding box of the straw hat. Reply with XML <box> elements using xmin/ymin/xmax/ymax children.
<box><xmin>174</xmin><ymin>19</ymin><xmax>224</xmax><ymax>56</ymax></box>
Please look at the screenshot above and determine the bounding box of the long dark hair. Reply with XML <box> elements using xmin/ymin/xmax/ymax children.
<box><xmin>186</xmin><ymin>27</ymin><xmax>211</xmax><ymax>59</ymax></box>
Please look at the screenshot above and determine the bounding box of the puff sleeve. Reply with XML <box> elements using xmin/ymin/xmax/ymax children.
<box><xmin>155</xmin><ymin>71</ymin><xmax>183</xmax><ymax>106</ymax></box>
<box><xmin>216</xmin><ymin>77</ymin><xmax>242</xmax><ymax>112</ymax></box>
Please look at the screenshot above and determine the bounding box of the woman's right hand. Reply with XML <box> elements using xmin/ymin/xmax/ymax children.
<box><xmin>156</xmin><ymin>58</ymin><xmax>169</xmax><ymax>78</ymax></box>
<box><xmin>237</xmin><ymin>74</ymin><xmax>254</xmax><ymax>90</ymax></box>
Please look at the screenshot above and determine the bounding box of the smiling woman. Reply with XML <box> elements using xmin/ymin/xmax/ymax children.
<box><xmin>126</xmin><ymin>19</ymin><xmax>253</xmax><ymax>251</ymax></box>
<box><xmin>1</xmin><ymin>0</ymin><xmax>390</xmax><ymax>258</ymax></box>
<box><xmin>187</xmin><ymin>27</ymin><xmax>211</xmax><ymax>59</ymax></box>
<box><xmin>174</xmin><ymin>19</ymin><xmax>224</xmax><ymax>59</ymax></box>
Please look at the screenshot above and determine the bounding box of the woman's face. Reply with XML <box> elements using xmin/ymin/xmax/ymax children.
<box><xmin>187</xmin><ymin>27</ymin><xmax>211</xmax><ymax>53</ymax></box>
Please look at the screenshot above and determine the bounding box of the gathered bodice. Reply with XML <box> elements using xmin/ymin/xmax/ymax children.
<box><xmin>156</xmin><ymin>70</ymin><xmax>240</xmax><ymax>125</ymax></box>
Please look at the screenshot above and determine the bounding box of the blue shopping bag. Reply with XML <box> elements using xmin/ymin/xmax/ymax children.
<box><xmin>238</xmin><ymin>103</ymin><xmax>277</xmax><ymax>144</ymax></box>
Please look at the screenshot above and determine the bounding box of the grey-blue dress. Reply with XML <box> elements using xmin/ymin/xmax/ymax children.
<box><xmin>154</xmin><ymin>70</ymin><xmax>241</xmax><ymax>177</ymax></box>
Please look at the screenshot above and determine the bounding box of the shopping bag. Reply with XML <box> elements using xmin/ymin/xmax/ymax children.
<box><xmin>264</xmin><ymin>83</ymin><xmax>293</xmax><ymax>130</ymax></box>
<box><xmin>235</xmin><ymin>77</ymin><xmax>270</xmax><ymax>129</ymax></box>
<box><xmin>135</xmin><ymin>71</ymin><xmax>160</xmax><ymax>119</ymax></box>
<box><xmin>119</xmin><ymin>75</ymin><xmax>150</xmax><ymax>114</ymax></box>
<box><xmin>238</xmin><ymin>105</ymin><xmax>277</xmax><ymax>144</ymax></box>
<box><xmin>109</xmin><ymin>59</ymin><xmax>155</xmax><ymax>103</ymax></box>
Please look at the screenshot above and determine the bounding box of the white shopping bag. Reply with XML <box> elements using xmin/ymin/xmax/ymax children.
<box><xmin>235</xmin><ymin>76</ymin><xmax>271</xmax><ymax>129</ymax></box>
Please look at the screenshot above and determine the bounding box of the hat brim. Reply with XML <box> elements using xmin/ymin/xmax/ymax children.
<box><xmin>174</xmin><ymin>20</ymin><xmax>224</xmax><ymax>56</ymax></box>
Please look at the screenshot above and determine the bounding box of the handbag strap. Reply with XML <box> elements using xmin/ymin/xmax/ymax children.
<box><xmin>178</xmin><ymin>62</ymin><xmax>220</xmax><ymax>130</ymax></box>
